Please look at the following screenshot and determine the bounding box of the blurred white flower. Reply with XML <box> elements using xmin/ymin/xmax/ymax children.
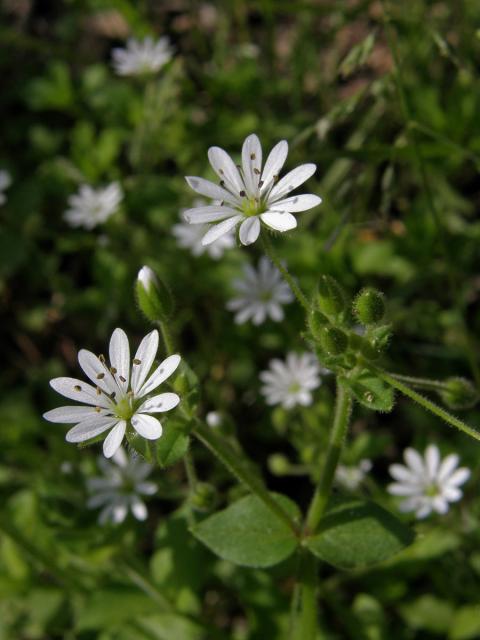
<box><xmin>184</xmin><ymin>133</ymin><xmax>321</xmax><ymax>246</ymax></box>
<box><xmin>173</xmin><ymin>200</ymin><xmax>235</xmax><ymax>259</ymax></box>
<box><xmin>64</xmin><ymin>183</ymin><xmax>123</xmax><ymax>229</ymax></box>
<box><xmin>137</xmin><ymin>265</ymin><xmax>157</xmax><ymax>290</ymax></box>
<box><xmin>335</xmin><ymin>459</ymin><xmax>372</xmax><ymax>491</ymax></box>
<box><xmin>112</xmin><ymin>36</ymin><xmax>173</xmax><ymax>76</ymax></box>
<box><xmin>227</xmin><ymin>257</ymin><xmax>293</xmax><ymax>324</ymax></box>
<box><xmin>87</xmin><ymin>447</ymin><xmax>156</xmax><ymax>524</ymax></box>
<box><xmin>44</xmin><ymin>328</ymin><xmax>181</xmax><ymax>458</ymax></box>
<box><xmin>0</xmin><ymin>170</ymin><xmax>11</xmax><ymax>205</ymax></box>
<box><xmin>206</xmin><ymin>411</ymin><xmax>222</xmax><ymax>427</ymax></box>
<box><xmin>388</xmin><ymin>444</ymin><xmax>470</xmax><ymax>519</ymax></box>
<box><xmin>260</xmin><ymin>352</ymin><xmax>322</xmax><ymax>409</ymax></box>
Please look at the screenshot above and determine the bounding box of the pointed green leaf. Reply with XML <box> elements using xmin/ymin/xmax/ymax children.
<box><xmin>305</xmin><ymin>497</ymin><xmax>414</xmax><ymax>569</ymax></box>
<box><xmin>191</xmin><ymin>493</ymin><xmax>300</xmax><ymax>568</ymax></box>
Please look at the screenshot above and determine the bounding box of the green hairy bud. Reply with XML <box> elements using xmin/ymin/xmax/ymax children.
<box><xmin>319</xmin><ymin>326</ymin><xmax>348</xmax><ymax>355</ymax></box>
<box><xmin>317</xmin><ymin>275</ymin><xmax>347</xmax><ymax>316</ymax></box>
<box><xmin>440</xmin><ymin>377</ymin><xmax>479</xmax><ymax>410</ymax></box>
<box><xmin>353</xmin><ymin>288</ymin><xmax>385</xmax><ymax>325</ymax></box>
<box><xmin>307</xmin><ymin>308</ymin><xmax>329</xmax><ymax>339</ymax></box>
<box><xmin>190</xmin><ymin>482</ymin><xmax>218</xmax><ymax>512</ymax></box>
<box><xmin>136</xmin><ymin>265</ymin><xmax>174</xmax><ymax>322</ymax></box>
<box><xmin>268</xmin><ymin>453</ymin><xmax>291</xmax><ymax>476</ymax></box>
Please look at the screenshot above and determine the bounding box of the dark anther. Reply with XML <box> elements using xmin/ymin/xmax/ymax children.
<box><xmin>74</xmin><ymin>385</ymin><xmax>82</xmax><ymax>392</ymax></box>
<box><xmin>96</xmin><ymin>373</ymin><xmax>105</xmax><ymax>380</ymax></box>
<box><xmin>133</xmin><ymin>358</ymin><xmax>142</xmax><ymax>365</ymax></box>
<box><xmin>239</xmin><ymin>190</ymin><xmax>246</xmax><ymax>197</ymax></box>
<box><xmin>119</xmin><ymin>375</ymin><xmax>126</xmax><ymax>383</ymax></box>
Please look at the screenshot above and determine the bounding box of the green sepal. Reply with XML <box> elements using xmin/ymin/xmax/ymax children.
<box><xmin>304</xmin><ymin>496</ymin><xmax>414</xmax><ymax>570</ymax></box>
<box><xmin>341</xmin><ymin>371</ymin><xmax>394</xmax><ymax>412</ymax></box>
<box><xmin>191</xmin><ymin>493</ymin><xmax>301</xmax><ymax>568</ymax></box>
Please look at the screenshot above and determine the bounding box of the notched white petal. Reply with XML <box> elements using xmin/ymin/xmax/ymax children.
<box><xmin>139</xmin><ymin>354</ymin><xmax>181</xmax><ymax>397</ymax></box>
<box><xmin>131</xmin><ymin>414</ymin><xmax>163</xmax><ymax>439</ymax></box>
<box><xmin>260</xmin><ymin>211</ymin><xmax>297</xmax><ymax>232</ymax></box>
<box><xmin>66</xmin><ymin>416</ymin><xmax>118</xmax><ymax>443</ymax></box>
<box><xmin>103</xmin><ymin>420</ymin><xmax>127</xmax><ymax>458</ymax></box>
<box><xmin>201</xmin><ymin>215</ymin><xmax>242</xmax><ymax>246</ymax></box>
<box><xmin>138</xmin><ymin>392</ymin><xmax>180</xmax><ymax>413</ymax></box>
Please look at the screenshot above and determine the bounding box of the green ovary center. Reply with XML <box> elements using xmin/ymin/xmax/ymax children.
<box><xmin>114</xmin><ymin>396</ymin><xmax>136</xmax><ymax>421</ymax></box>
<box><xmin>425</xmin><ymin>483</ymin><xmax>439</xmax><ymax>497</ymax></box>
<box><xmin>241</xmin><ymin>196</ymin><xmax>267</xmax><ymax>217</ymax></box>
<box><xmin>288</xmin><ymin>382</ymin><xmax>301</xmax><ymax>394</ymax></box>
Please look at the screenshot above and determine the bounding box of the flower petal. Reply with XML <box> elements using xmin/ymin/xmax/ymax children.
<box><xmin>103</xmin><ymin>420</ymin><xmax>126</xmax><ymax>458</ymax></box>
<box><xmin>201</xmin><ymin>215</ymin><xmax>242</xmax><ymax>246</ymax></box>
<box><xmin>131</xmin><ymin>414</ymin><xmax>163</xmax><ymax>439</ymax></box>
<box><xmin>239</xmin><ymin>216</ymin><xmax>261</xmax><ymax>245</ymax></box>
<box><xmin>66</xmin><ymin>416</ymin><xmax>118</xmax><ymax>443</ymax></box>
<box><xmin>138</xmin><ymin>354</ymin><xmax>181</xmax><ymax>397</ymax></box>
<box><xmin>269</xmin><ymin>193</ymin><xmax>322</xmax><ymax>212</ymax></box>
<box><xmin>182</xmin><ymin>205</ymin><xmax>238</xmax><ymax>224</ymax></box>
<box><xmin>404</xmin><ymin>448</ymin><xmax>425</xmax><ymax>476</ymax></box>
<box><xmin>445</xmin><ymin>467</ymin><xmax>471</xmax><ymax>487</ymax></box>
<box><xmin>78</xmin><ymin>349</ymin><xmax>119</xmax><ymax>395</ymax></box>
<box><xmin>437</xmin><ymin>453</ymin><xmax>460</xmax><ymax>483</ymax></box>
<box><xmin>425</xmin><ymin>444</ymin><xmax>440</xmax><ymax>479</ymax></box>
<box><xmin>185</xmin><ymin>176</ymin><xmax>238</xmax><ymax>206</ymax></box>
<box><xmin>109</xmin><ymin>328</ymin><xmax>130</xmax><ymax>392</ymax></box>
<box><xmin>208</xmin><ymin>146</ymin><xmax>244</xmax><ymax>194</ymax></box>
<box><xmin>138</xmin><ymin>392</ymin><xmax>180</xmax><ymax>413</ymax></box>
<box><xmin>131</xmin><ymin>330</ymin><xmax>159</xmax><ymax>395</ymax></box>
<box><xmin>131</xmin><ymin>497</ymin><xmax>148</xmax><ymax>521</ymax></box>
<box><xmin>241</xmin><ymin>134</ymin><xmax>262</xmax><ymax>197</ymax></box>
<box><xmin>260</xmin><ymin>140</ymin><xmax>288</xmax><ymax>194</ymax></box>
<box><xmin>43</xmin><ymin>405</ymin><xmax>109</xmax><ymax>423</ymax></box>
<box><xmin>268</xmin><ymin>163</ymin><xmax>317</xmax><ymax>201</ymax></box>
<box><xmin>49</xmin><ymin>377</ymin><xmax>112</xmax><ymax>409</ymax></box>
<box><xmin>260</xmin><ymin>211</ymin><xmax>297</xmax><ymax>232</ymax></box>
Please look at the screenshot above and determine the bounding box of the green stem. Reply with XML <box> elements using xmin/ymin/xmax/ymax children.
<box><xmin>305</xmin><ymin>382</ymin><xmax>352</xmax><ymax>533</ymax></box>
<box><xmin>293</xmin><ymin>553</ymin><xmax>318</xmax><ymax>640</ymax></box>
<box><xmin>192</xmin><ymin>421</ymin><xmax>299</xmax><ymax>535</ymax></box>
<box><xmin>261</xmin><ymin>234</ymin><xmax>310</xmax><ymax>312</ymax></box>
<box><xmin>377</xmin><ymin>370</ymin><xmax>480</xmax><ymax>441</ymax></box>
<box><xmin>158</xmin><ymin>320</ymin><xmax>175</xmax><ymax>356</ymax></box>
<box><xmin>388</xmin><ymin>372</ymin><xmax>449</xmax><ymax>392</ymax></box>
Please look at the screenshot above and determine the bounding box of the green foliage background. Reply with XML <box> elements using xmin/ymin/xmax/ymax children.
<box><xmin>2</xmin><ymin>0</ymin><xmax>480</xmax><ymax>638</ymax></box>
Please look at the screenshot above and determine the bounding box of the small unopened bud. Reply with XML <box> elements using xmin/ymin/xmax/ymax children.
<box><xmin>440</xmin><ymin>377</ymin><xmax>479</xmax><ymax>410</ymax></box>
<box><xmin>268</xmin><ymin>453</ymin><xmax>290</xmax><ymax>476</ymax></box>
<box><xmin>190</xmin><ymin>482</ymin><xmax>217</xmax><ymax>512</ymax></box>
<box><xmin>317</xmin><ymin>275</ymin><xmax>347</xmax><ymax>316</ymax></box>
<box><xmin>136</xmin><ymin>266</ymin><xmax>173</xmax><ymax>322</ymax></box>
<box><xmin>307</xmin><ymin>309</ymin><xmax>329</xmax><ymax>339</ymax></box>
<box><xmin>319</xmin><ymin>326</ymin><xmax>348</xmax><ymax>355</ymax></box>
<box><xmin>353</xmin><ymin>288</ymin><xmax>385</xmax><ymax>325</ymax></box>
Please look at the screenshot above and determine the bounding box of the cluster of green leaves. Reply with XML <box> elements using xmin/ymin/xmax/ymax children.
<box><xmin>2</xmin><ymin>0</ymin><xmax>480</xmax><ymax>638</ymax></box>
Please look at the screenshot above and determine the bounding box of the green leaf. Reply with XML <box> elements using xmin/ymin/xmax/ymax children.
<box><xmin>339</xmin><ymin>33</ymin><xmax>376</xmax><ymax>78</ymax></box>
<box><xmin>191</xmin><ymin>493</ymin><xmax>300</xmax><ymax>568</ymax></box>
<box><xmin>305</xmin><ymin>497</ymin><xmax>414</xmax><ymax>570</ymax></box>
<box><xmin>449</xmin><ymin>605</ymin><xmax>480</xmax><ymax>640</ymax></box>
<box><xmin>342</xmin><ymin>372</ymin><xmax>394</xmax><ymax>412</ymax></box>
<box><xmin>156</xmin><ymin>421</ymin><xmax>190</xmax><ymax>469</ymax></box>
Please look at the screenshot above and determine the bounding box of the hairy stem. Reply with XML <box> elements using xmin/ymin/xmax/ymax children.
<box><xmin>192</xmin><ymin>421</ymin><xmax>299</xmax><ymax>535</ymax></box>
<box><xmin>377</xmin><ymin>370</ymin><xmax>480</xmax><ymax>441</ymax></box>
<box><xmin>293</xmin><ymin>553</ymin><xmax>318</xmax><ymax>640</ymax></box>
<box><xmin>158</xmin><ymin>320</ymin><xmax>175</xmax><ymax>356</ymax></box>
<box><xmin>305</xmin><ymin>382</ymin><xmax>352</xmax><ymax>533</ymax></box>
<box><xmin>261</xmin><ymin>233</ymin><xmax>310</xmax><ymax>312</ymax></box>
<box><xmin>388</xmin><ymin>372</ymin><xmax>450</xmax><ymax>392</ymax></box>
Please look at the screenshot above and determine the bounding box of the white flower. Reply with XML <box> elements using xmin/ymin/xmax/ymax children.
<box><xmin>137</xmin><ymin>265</ymin><xmax>157</xmax><ymax>290</ymax></box>
<box><xmin>0</xmin><ymin>170</ymin><xmax>11</xmax><ymax>205</ymax></box>
<box><xmin>173</xmin><ymin>200</ymin><xmax>235</xmax><ymax>259</ymax></box>
<box><xmin>206</xmin><ymin>411</ymin><xmax>222</xmax><ymax>428</ymax></box>
<box><xmin>335</xmin><ymin>459</ymin><xmax>372</xmax><ymax>491</ymax></box>
<box><xmin>184</xmin><ymin>133</ymin><xmax>322</xmax><ymax>246</ymax></box>
<box><xmin>64</xmin><ymin>183</ymin><xmax>123</xmax><ymax>229</ymax></box>
<box><xmin>259</xmin><ymin>352</ymin><xmax>322</xmax><ymax>409</ymax></box>
<box><xmin>87</xmin><ymin>447</ymin><xmax>156</xmax><ymax>524</ymax></box>
<box><xmin>227</xmin><ymin>257</ymin><xmax>293</xmax><ymax>324</ymax></box>
<box><xmin>44</xmin><ymin>328</ymin><xmax>181</xmax><ymax>459</ymax></box>
<box><xmin>388</xmin><ymin>444</ymin><xmax>470</xmax><ymax>519</ymax></box>
<box><xmin>112</xmin><ymin>36</ymin><xmax>173</xmax><ymax>76</ymax></box>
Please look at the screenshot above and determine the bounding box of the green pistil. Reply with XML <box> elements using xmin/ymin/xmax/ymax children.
<box><xmin>241</xmin><ymin>196</ymin><xmax>267</xmax><ymax>217</ymax></box>
<box><xmin>114</xmin><ymin>396</ymin><xmax>136</xmax><ymax>421</ymax></box>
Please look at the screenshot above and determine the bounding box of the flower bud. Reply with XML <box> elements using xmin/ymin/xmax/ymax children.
<box><xmin>317</xmin><ymin>275</ymin><xmax>347</xmax><ymax>316</ymax></box>
<box><xmin>189</xmin><ymin>482</ymin><xmax>218</xmax><ymax>512</ymax></box>
<box><xmin>440</xmin><ymin>377</ymin><xmax>479</xmax><ymax>410</ymax></box>
<box><xmin>268</xmin><ymin>453</ymin><xmax>290</xmax><ymax>476</ymax></box>
<box><xmin>353</xmin><ymin>288</ymin><xmax>385</xmax><ymax>325</ymax></box>
<box><xmin>319</xmin><ymin>326</ymin><xmax>348</xmax><ymax>355</ymax></box>
<box><xmin>307</xmin><ymin>308</ymin><xmax>329</xmax><ymax>339</ymax></box>
<box><xmin>136</xmin><ymin>266</ymin><xmax>174</xmax><ymax>322</ymax></box>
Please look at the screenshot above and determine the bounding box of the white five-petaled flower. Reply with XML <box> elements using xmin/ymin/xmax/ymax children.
<box><xmin>0</xmin><ymin>170</ymin><xmax>11</xmax><ymax>205</ymax></box>
<box><xmin>184</xmin><ymin>133</ymin><xmax>322</xmax><ymax>246</ymax></box>
<box><xmin>173</xmin><ymin>200</ymin><xmax>235</xmax><ymax>259</ymax></box>
<box><xmin>64</xmin><ymin>183</ymin><xmax>123</xmax><ymax>229</ymax></box>
<box><xmin>227</xmin><ymin>257</ymin><xmax>293</xmax><ymax>324</ymax></box>
<box><xmin>335</xmin><ymin>459</ymin><xmax>372</xmax><ymax>491</ymax></box>
<box><xmin>259</xmin><ymin>352</ymin><xmax>322</xmax><ymax>409</ymax></box>
<box><xmin>87</xmin><ymin>447</ymin><xmax>157</xmax><ymax>525</ymax></box>
<box><xmin>388</xmin><ymin>444</ymin><xmax>470</xmax><ymax>519</ymax></box>
<box><xmin>44</xmin><ymin>328</ymin><xmax>181</xmax><ymax>459</ymax></box>
<box><xmin>112</xmin><ymin>36</ymin><xmax>173</xmax><ymax>76</ymax></box>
